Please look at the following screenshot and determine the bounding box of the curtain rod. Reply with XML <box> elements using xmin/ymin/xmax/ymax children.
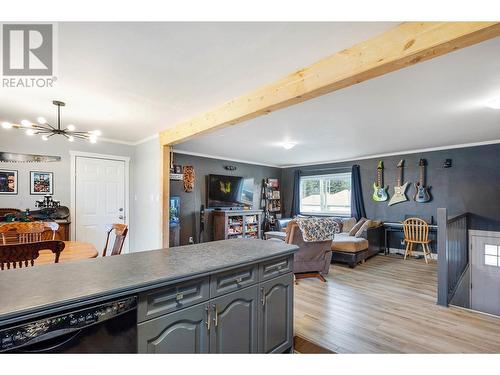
<box><xmin>300</xmin><ymin>166</ymin><xmax>353</xmax><ymax>173</ymax></box>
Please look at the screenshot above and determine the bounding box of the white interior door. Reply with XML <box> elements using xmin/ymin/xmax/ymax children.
<box><xmin>75</xmin><ymin>156</ymin><xmax>127</xmax><ymax>255</ymax></box>
<box><xmin>471</xmin><ymin>234</ymin><xmax>500</xmax><ymax>316</ymax></box>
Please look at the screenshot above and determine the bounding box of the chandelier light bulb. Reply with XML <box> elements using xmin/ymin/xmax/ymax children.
<box><xmin>21</xmin><ymin>120</ymin><xmax>32</xmax><ymax>128</ymax></box>
<box><xmin>37</xmin><ymin>117</ymin><xmax>47</xmax><ymax>124</ymax></box>
<box><xmin>41</xmin><ymin>135</ymin><xmax>49</xmax><ymax>141</ymax></box>
<box><xmin>1</xmin><ymin>122</ymin><xmax>12</xmax><ymax>129</ymax></box>
<box><xmin>68</xmin><ymin>136</ymin><xmax>75</xmax><ymax>142</ymax></box>
<box><xmin>89</xmin><ymin>134</ymin><xmax>98</xmax><ymax>144</ymax></box>
<box><xmin>66</xmin><ymin>124</ymin><xmax>76</xmax><ymax>132</ymax></box>
<box><xmin>25</xmin><ymin>129</ymin><xmax>35</xmax><ymax>136</ymax></box>
<box><xmin>90</xmin><ymin>130</ymin><xmax>102</xmax><ymax>136</ymax></box>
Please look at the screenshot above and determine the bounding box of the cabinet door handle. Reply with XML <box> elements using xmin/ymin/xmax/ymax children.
<box><xmin>261</xmin><ymin>287</ymin><xmax>266</xmax><ymax>306</ymax></box>
<box><xmin>205</xmin><ymin>305</ymin><xmax>211</xmax><ymax>331</ymax></box>
<box><xmin>213</xmin><ymin>304</ymin><xmax>218</xmax><ymax>327</ymax></box>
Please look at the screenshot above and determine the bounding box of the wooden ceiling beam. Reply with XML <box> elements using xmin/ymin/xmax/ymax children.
<box><xmin>160</xmin><ymin>22</ymin><xmax>500</xmax><ymax>146</ymax></box>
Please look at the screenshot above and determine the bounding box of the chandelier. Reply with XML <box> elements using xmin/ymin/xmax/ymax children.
<box><xmin>1</xmin><ymin>101</ymin><xmax>101</xmax><ymax>143</ymax></box>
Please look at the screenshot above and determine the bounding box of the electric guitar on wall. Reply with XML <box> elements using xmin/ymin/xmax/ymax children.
<box><xmin>388</xmin><ymin>159</ymin><xmax>409</xmax><ymax>206</ymax></box>
<box><xmin>414</xmin><ymin>158</ymin><xmax>432</xmax><ymax>203</ymax></box>
<box><xmin>372</xmin><ymin>161</ymin><xmax>389</xmax><ymax>202</ymax></box>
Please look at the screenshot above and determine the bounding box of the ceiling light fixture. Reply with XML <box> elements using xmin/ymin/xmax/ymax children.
<box><xmin>1</xmin><ymin>101</ymin><xmax>101</xmax><ymax>143</ymax></box>
<box><xmin>280</xmin><ymin>141</ymin><xmax>297</xmax><ymax>150</ymax></box>
<box><xmin>485</xmin><ymin>96</ymin><xmax>500</xmax><ymax>109</ymax></box>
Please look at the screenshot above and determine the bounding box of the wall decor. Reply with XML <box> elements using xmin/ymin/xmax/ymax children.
<box><xmin>0</xmin><ymin>152</ymin><xmax>61</xmax><ymax>163</ymax></box>
<box><xmin>443</xmin><ymin>159</ymin><xmax>452</xmax><ymax>168</ymax></box>
<box><xmin>0</xmin><ymin>169</ymin><xmax>18</xmax><ymax>194</ymax></box>
<box><xmin>372</xmin><ymin>161</ymin><xmax>389</xmax><ymax>202</ymax></box>
<box><xmin>388</xmin><ymin>159</ymin><xmax>409</xmax><ymax>206</ymax></box>
<box><xmin>414</xmin><ymin>159</ymin><xmax>432</xmax><ymax>203</ymax></box>
<box><xmin>183</xmin><ymin>166</ymin><xmax>195</xmax><ymax>192</ymax></box>
<box><xmin>30</xmin><ymin>171</ymin><xmax>54</xmax><ymax>195</ymax></box>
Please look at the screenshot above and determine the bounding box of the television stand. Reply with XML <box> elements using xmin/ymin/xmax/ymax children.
<box><xmin>213</xmin><ymin>209</ymin><xmax>263</xmax><ymax>240</ymax></box>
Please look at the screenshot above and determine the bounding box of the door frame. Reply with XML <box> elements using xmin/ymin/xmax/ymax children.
<box><xmin>70</xmin><ymin>151</ymin><xmax>131</xmax><ymax>252</ymax></box>
<box><xmin>469</xmin><ymin>229</ymin><xmax>500</xmax><ymax>310</ymax></box>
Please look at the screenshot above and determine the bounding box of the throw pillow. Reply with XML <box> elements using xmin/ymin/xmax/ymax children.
<box><xmin>355</xmin><ymin>219</ymin><xmax>372</xmax><ymax>238</ymax></box>
<box><xmin>348</xmin><ymin>218</ymin><xmax>367</xmax><ymax>236</ymax></box>
<box><xmin>342</xmin><ymin>217</ymin><xmax>357</xmax><ymax>233</ymax></box>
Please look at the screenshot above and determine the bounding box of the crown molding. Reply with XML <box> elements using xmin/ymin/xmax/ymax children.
<box><xmin>279</xmin><ymin>139</ymin><xmax>500</xmax><ymax>168</ymax></box>
<box><xmin>172</xmin><ymin>149</ymin><xmax>280</xmax><ymax>168</ymax></box>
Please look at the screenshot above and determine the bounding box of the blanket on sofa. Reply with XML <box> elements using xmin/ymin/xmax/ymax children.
<box><xmin>294</xmin><ymin>217</ymin><xmax>341</xmax><ymax>242</ymax></box>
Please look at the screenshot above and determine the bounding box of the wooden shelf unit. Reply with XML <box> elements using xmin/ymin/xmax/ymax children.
<box><xmin>262</xmin><ymin>178</ymin><xmax>282</xmax><ymax>232</ymax></box>
<box><xmin>213</xmin><ymin>210</ymin><xmax>263</xmax><ymax>240</ymax></box>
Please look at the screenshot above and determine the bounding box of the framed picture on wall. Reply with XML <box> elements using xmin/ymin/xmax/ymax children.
<box><xmin>0</xmin><ymin>169</ymin><xmax>18</xmax><ymax>194</ymax></box>
<box><xmin>30</xmin><ymin>171</ymin><xmax>54</xmax><ymax>195</ymax></box>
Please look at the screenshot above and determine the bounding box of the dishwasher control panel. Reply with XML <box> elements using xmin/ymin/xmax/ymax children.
<box><xmin>0</xmin><ymin>296</ymin><xmax>137</xmax><ymax>352</ymax></box>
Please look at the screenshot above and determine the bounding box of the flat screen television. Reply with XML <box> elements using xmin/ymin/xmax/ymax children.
<box><xmin>207</xmin><ymin>174</ymin><xmax>254</xmax><ymax>208</ymax></box>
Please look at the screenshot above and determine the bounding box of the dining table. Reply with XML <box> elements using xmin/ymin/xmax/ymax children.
<box><xmin>37</xmin><ymin>241</ymin><xmax>99</xmax><ymax>265</ymax></box>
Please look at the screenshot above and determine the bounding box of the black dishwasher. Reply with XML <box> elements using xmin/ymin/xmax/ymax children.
<box><xmin>0</xmin><ymin>296</ymin><xmax>137</xmax><ymax>353</ymax></box>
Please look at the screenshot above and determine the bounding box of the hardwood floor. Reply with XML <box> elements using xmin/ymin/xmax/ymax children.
<box><xmin>294</xmin><ymin>255</ymin><xmax>500</xmax><ymax>353</ymax></box>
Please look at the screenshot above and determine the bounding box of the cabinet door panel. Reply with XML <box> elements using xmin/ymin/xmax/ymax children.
<box><xmin>138</xmin><ymin>303</ymin><xmax>209</xmax><ymax>353</ymax></box>
<box><xmin>258</xmin><ymin>272</ymin><xmax>294</xmax><ymax>353</ymax></box>
<box><xmin>210</xmin><ymin>285</ymin><xmax>259</xmax><ymax>353</ymax></box>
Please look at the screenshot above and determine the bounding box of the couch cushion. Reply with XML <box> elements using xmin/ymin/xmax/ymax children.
<box><xmin>331</xmin><ymin>233</ymin><xmax>369</xmax><ymax>253</ymax></box>
<box><xmin>348</xmin><ymin>218</ymin><xmax>367</xmax><ymax>236</ymax></box>
<box><xmin>354</xmin><ymin>219</ymin><xmax>372</xmax><ymax>238</ymax></box>
<box><xmin>341</xmin><ymin>217</ymin><xmax>357</xmax><ymax>233</ymax></box>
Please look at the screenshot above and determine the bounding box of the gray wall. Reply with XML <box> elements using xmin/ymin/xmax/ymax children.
<box><xmin>170</xmin><ymin>153</ymin><xmax>281</xmax><ymax>246</ymax></box>
<box><xmin>282</xmin><ymin>143</ymin><xmax>500</xmax><ymax>231</ymax></box>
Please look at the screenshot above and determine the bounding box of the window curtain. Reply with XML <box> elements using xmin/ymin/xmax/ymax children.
<box><xmin>290</xmin><ymin>169</ymin><xmax>302</xmax><ymax>217</ymax></box>
<box><xmin>351</xmin><ymin>165</ymin><xmax>366</xmax><ymax>220</ymax></box>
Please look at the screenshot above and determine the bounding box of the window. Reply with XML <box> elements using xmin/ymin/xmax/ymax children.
<box><xmin>299</xmin><ymin>172</ymin><xmax>351</xmax><ymax>216</ymax></box>
<box><xmin>484</xmin><ymin>244</ymin><xmax>500</xmax><ymax>267</ymax></box>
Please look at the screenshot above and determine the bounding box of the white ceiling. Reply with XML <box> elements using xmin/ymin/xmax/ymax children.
<box><xmin>0</xmin><ymin>22</ymin><xmax>396</xmax><ymax>144</ymax></box>
<box><xmin>177</xmin><ymin>36</ymin><xmax>500</xmax><ymax>167</ymax></box>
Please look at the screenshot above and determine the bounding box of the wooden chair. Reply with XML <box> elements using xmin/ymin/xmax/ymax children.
<box><xmin>0</xmin><ymin>222</ymin><xmax>60</xmax><ymax>244</ymax></box>
<box><xmin>102</xmin><ymin>224</ymin><xmax>128</xmax><ymax>256</ymax></box>
<box><xmin>0</xmin><ymin>240</ymin><xmax>65</xmax><ymax>270</ymax></box>
<box><xmin>0</xmin><ymin>222</ymin><xmax>47</xmax><ymax>244</ymax></box>
<box><xmin>403</xmin><ymin>218</ymin><xmax>432</xmax><ymax>263</ymax></box>
<box><xmin>44</xmin><ymin>222</ymin><xmax>60</xmax><ymax>240</ymax></box>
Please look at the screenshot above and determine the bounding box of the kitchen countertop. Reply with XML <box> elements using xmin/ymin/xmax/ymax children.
<box><xmin>0</xmin><ymin>239</ymin><xmax>297</xmax><ymax>326</ymax></box>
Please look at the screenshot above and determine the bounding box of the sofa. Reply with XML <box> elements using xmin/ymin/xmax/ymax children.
<box><xmin>276</xmin><ymin>216</ymin><xmax>383</xmax><ymax>269</ymax></box>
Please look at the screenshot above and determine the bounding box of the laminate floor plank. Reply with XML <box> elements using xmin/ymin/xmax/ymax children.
<box><xmin>294</xmin><ymin>255</ymin><xmax>500</xmax><ymax>353</ymax></box>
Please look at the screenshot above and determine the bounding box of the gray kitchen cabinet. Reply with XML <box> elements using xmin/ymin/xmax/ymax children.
<box><xmin>210</xmin><ymin>285</ymin><xmax>259</xmax><ymax>353</ymax></box>
<box><xmin>137</xmin><ymin>302</ymin><xmax>209</xmax><ymax>353</ymax></box>
<box><xmin>137</xmin><ymin>255</ymin><xmax>295</xmax><ymax>354</ymax></box>
<box><xmin>258</xmin><ymin>272</ymin><xmax>294</xmax><ymax>353</ymax></box>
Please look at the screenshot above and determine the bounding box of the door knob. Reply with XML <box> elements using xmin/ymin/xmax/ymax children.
<box><xmin>119</xmin><ymin>215</ymin><xmax>124</xmax><ymax>220</ymax></box>
<box><xmin>119</xmin><ymin>208</ymin><xmax>124</xmax><ymax>212</ymax></box>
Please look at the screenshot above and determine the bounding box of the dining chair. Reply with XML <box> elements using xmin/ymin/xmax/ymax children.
<box><xmin>102</xmin><ymin>224</ymin><xmax>128</xmax><ymax>256</ymax></box>
<box><xmin>403</xmin><ymin>217</ymin><xmax>432</xmax><ymax>263</ymax></box>
<box><xmin>0</xmin><ymin>240</ymin><xmax>65</xmax><ymax>270</ymax></box>
<box><xmin>0</xmin><ymin>222</ymin><xmax>47</xmax><ymax>244</ymax></box>
<box><xmin>44</xmin><ymin>222</ymin><xmax>60</xmax><ymax>240</ymax></box>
